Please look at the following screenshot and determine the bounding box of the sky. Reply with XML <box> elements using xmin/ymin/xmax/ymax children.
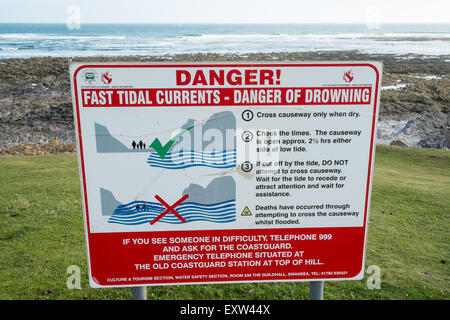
<box><xmin>0</xmin><ymin>0</ymin><xmax>449</xmax><ymax>24</ymax></box>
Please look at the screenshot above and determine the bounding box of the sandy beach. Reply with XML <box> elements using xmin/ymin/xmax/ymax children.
<box><xmin>0</xmin><ymin>51</ymin><xmax>449</xmax><ymax>155</ymax></box>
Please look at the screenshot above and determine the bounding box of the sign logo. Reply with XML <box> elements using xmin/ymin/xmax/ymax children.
<box><xmin>82</xmin><ymin>69</ymin><xmax>98</xmax><ymax>84</ymax></box>
<box><xmin>101</xmin><ymin>71</ymin><xmax>112</xmax><ymax>85</ymax></box>
<box><xmin>343</xmin><ymin>70</ymin><xmax>354</xmax><ymax>83</ymax></box>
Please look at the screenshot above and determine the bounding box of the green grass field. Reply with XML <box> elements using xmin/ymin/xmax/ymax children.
<box><xmin>0</xmin><ymin>145</ymin><xmax>448</xmax><ymax>300</ymax></box>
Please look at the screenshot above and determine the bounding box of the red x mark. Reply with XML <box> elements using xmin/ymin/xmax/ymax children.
<box><xmin>150</xmin><ymin>194</ymin><xmax>189</xmax><ymax>225</ymax></box>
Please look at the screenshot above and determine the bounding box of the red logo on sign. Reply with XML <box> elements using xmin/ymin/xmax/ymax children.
<box><xmin>343</xmin><ymin>70</ymin><xmax>354</xmax><ymax>83</ymax></box>
<box><xmin>101</xmin><ymin>72</ymin><xmax>112</xmax><ymax>85</ymax></box>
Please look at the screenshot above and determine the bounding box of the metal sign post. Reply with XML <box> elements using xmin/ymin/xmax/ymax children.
<box><xmin>132</xmin><ymin>286</ymin><xmax>147</xmax><ymax>300</ymax></box>
<box><xmin>309</xmin><ymin>281</ymin><xmax>324</xmax><ymax>300</ymax></box>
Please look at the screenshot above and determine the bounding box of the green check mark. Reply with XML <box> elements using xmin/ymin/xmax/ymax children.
<box><xmin>149</xmin><ymin>125</ymin><xmax>194</xmax><ymax>159</ymax></box>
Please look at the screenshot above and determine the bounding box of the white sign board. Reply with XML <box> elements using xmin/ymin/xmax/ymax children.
<box><xmin>70</xmin><ymin>62</ymin><xmax>382</xmax><ymax>287</ymax></box>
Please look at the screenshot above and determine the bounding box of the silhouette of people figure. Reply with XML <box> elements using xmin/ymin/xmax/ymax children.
<box><xmin>143</xmin><ymin>143</ymin><xmax>146</xmax><ymax>149</ymax></box>
<box><xmin>139</xmin><ymin>140</ymin><xmax>143</xmax><ymax>149</ymax></box>
<box><xmin>132</xmin><ymin>140</ymin><xmax>136</xmax><ymax>149</ymax></box>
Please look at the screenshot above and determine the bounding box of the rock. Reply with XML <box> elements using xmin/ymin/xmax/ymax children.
<box><xmin>1</xmin><ymin>54</ymin><xmax>449</xmax><ymax>154</ymax></box>
<box><xmin>378</xmin><ymin>112</ymin><xmax>449</xmax><ymax>150</ymax></box>
<box><xmin>391</xmin><ymin>140</ymin><xmax>407</xmax><ymax>146</ymax></box>
<box><xmin>401</xmin><ymin>120</ymin><xmax>415</xmax><ymax>135</ymax></box>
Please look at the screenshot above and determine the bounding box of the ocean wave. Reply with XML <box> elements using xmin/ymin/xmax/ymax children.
<box><xmin>147</xmin><ymin>150</ymin><xmax>236</xmax><ymax>160</ymax></box>
<box><xmin>110</xmin><ymin>211</ymin><xmax>235</xmax><ymax>220</ymax></box>
<box><xmin>180</xmin><ymin>33</ymin><xmax>203</xmax><ymax>37</ymax></box>
<box><xmin>109</xmin><ymin>218</ymin><xmax>236</xmax><ymax>225</ymax></box>
<box><xmin>147</xmin><ymin>150</ymin><xmax>236</xmax><ymax>169</ymax></box>
<box><xmin>0</xmin><ymin>33</ymin><xmax>126</xmax><ymax>40</ymax></box>
<box><xmin>178</xmin><ymin>32</ymin><xmax>450</xmax><ymax>42</ymax></box>
<box><xmin>147</xmin><ymin>156</ymin><xmax>236</xmax><ymax>163</ymax></box>
<box><xmin>108</xmin><ymin>199</ymin><xmax>236</xmax><ymax>225</ymax></box>
<box><xmin>114</xmin><ymin>202</ymin><xmax>235</xmax><ymax>216</ymax></box>
<box><xmin>1</xmin><ymin>24</ymin><xmax>450</xmax><ymax>58</ymax></box>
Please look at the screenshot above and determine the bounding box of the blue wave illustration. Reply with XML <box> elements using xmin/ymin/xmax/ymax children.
<box><xmin>108</xmin><ymin>199</ymin><xmax>236</xmax><ymax>225</ymax></box>
<box><xmin>147</xmin><ymin>150</ymin><xmax>236</xmax><ymax>169</ymax></box>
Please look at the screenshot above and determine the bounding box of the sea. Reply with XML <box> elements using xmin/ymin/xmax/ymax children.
<box><xmin>0</xmin><ymin>23</ymin><xmax>449</xmax><ymax>58</ymax></box>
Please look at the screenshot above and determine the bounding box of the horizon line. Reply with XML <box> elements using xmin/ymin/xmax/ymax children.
<box><xmin>1</xmin><ymin>21</ymin><xmax>449</xmax><ymax>25</ymax></box>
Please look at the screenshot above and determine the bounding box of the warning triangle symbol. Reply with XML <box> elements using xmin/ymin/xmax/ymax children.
<box><xmin>241</xmin><ymin>206</ymin><xmax>252</xmax><ymax>216</ymax></box>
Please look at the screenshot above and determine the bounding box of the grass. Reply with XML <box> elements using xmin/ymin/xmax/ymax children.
<box><xmin>0</xmin><ymin>145</ymin><xmax>448</xmax><ymax>300</ymax></box>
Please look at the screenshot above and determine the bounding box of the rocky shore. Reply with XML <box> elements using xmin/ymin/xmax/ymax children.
<box><xmin>0</xmin><ymin>51</ymin><xmax>449</xmax><ymax>155</ymax></box>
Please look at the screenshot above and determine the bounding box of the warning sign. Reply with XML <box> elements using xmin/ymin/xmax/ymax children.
<box><xmin>70</xmin><ymin>62</ymin><xmax>382</xmax><ymax>287</ymax></box>
<box><xmin>241</xmin><ymin>206</ymin><xmax>252</xmax><ymax>216</ymax></box>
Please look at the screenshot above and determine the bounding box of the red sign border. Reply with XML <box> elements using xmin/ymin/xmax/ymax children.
<box><xmin>71</xmin><ymin>62</ymin><xmax>381</xmax><ymax>287</ymax></box>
